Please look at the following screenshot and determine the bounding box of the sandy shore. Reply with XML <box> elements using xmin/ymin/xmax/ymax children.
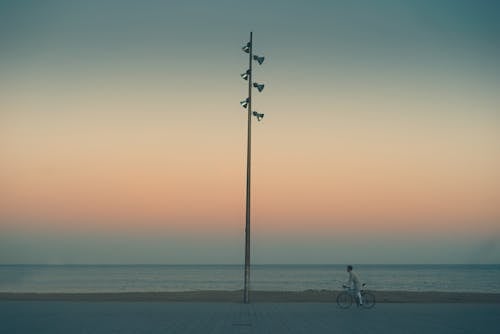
<box><xmin>1</xmin><ymin>290</ymin><xmax>499</xmax><ymax>303</ymax></box>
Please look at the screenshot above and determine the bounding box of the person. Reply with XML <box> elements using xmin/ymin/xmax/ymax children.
<box><xmin>346</xmin><ymin>265</ymin><xmax>363</xmax><ymax>305</ymax></box>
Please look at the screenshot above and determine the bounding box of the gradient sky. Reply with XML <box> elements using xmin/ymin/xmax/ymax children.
<box><xmin>1</xmin><ymin>0</ymin><xmax>499</xmax><ymax>264</ymax></box>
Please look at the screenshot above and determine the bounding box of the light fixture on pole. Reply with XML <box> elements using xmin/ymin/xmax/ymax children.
<box><xmin>252</xmin><ymin>111</ymin><xmax>264</xmax><ymax>121</ymax></box>
<box><xmin>253</xmin><ymin>82</ymin><xmax>265</xmax><ymax>92</ymax></box>
<box><xmin>253</xmin><ymin>55</ymin><xmax>265</xmax><ymax>65</ymax></box>
<box><xmin>240</xmin><ymin>32</ymin><xmax>267</xmax><ymax>304</ymax></box>
<box><xmin>240</xmin><ymin>98</ymin><xmax>249</xmax><ymax>109</ymax></box>
<box><xmin>241</xmin><ymin>70</ymin><xmax>251</xmax><ymax>81</ymax></box>
<box><xmin>242</xmin><ymin>42</ymin><xmax>251</xmax><ymax>54</ymax></box>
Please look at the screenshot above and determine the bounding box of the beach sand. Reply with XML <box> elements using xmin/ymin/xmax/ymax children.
<box><xmin>1</xmin><ymin>290</ymin><xmax>499</xmax><ymax>303</ymax></box>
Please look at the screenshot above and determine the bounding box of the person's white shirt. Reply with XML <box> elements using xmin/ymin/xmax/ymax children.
<box><xmin>348</xmin><ymin>271</ymin><xmax>361</xmax><ymax>290</ymax></box>
<box><xmin>347</xmin><ymin>269</ymin><xmax>363</xmax><ymax>305</ymax></box>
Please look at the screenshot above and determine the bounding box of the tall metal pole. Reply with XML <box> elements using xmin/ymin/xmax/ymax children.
<box><xmin>243</xmin><ymin>31</ymin><xmax>253</xmax><ymax>304</ymax></box>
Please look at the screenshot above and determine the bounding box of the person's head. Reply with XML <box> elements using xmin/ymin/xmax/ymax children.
<box><xmin>347</xmin><ymin>265</ymin><xmax>353</xmax><ymax>272</ymax></box>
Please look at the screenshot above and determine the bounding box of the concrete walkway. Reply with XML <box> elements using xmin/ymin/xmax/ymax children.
<box><xmin>1</xmin><ymin>302</ymin><xmax>499</xmax><ymax>333</ymax></box>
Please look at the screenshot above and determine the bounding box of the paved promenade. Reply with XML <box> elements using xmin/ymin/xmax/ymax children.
<box><xmin>1</xmin><ymin>301</ymin><xmax>499</xmax><ymax>333</ymax></box>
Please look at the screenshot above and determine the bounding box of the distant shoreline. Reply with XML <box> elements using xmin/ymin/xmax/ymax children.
<box><xmin>2</xmin><ymin>264</ymin><xmax>499</xmax><ymax>266</ymax></box>
<box><xmin>1</xmin><ymin>290</ymin><xmax>499</xmax><ymax>303</ymax></box>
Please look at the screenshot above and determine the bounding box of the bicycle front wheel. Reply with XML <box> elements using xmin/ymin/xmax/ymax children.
<box><xmin>361</xmin><ymin>292</ymin><xmax>376</xmax><ymax>309</ymax></box>
<box><xmin>336</xmin><ymin>291</ymin><xmax>352</xmax><ymax>309</ymax></box>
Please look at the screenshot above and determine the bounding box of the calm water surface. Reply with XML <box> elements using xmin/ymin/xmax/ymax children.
<box><xmin>0</xmin><ymin>264</ymin><xmax>499</xmax><ymax>293</ymax></box>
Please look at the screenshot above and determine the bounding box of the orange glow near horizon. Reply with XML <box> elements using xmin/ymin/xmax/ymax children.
<box><xmin>2</xmin><ymin>94</ymin><xmax>498</xmax><ymax>240</ymax></box>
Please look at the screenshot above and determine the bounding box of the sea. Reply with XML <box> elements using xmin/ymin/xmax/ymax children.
<box><xmin>1</xmin><ymin>264</ymin><xmax>499</xmax><ymax>293</ymax></box>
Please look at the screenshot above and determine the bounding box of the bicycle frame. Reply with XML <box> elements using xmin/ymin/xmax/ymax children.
<box><xmin>337</xmin><ymin>284</ymin><xmax>376</xmax><ymax>309</ymax></box>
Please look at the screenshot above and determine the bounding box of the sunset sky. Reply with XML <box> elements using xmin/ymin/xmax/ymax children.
<box><xmin>1</xmin><ymin>0</ymin><xmax>499</xmax><ymax>264</ymax></box>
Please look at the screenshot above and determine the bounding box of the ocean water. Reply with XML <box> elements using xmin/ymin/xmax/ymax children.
<box><xmin>0</xmin><ymin>264</ymin><xmax>499</xmax><ymax>293</ymax></box>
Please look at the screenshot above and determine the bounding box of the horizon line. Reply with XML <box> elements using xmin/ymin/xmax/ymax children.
<box><xmin>1</xmin><ymin>263</ymin><xmax>499</xmax><ymax>266</ymax></box>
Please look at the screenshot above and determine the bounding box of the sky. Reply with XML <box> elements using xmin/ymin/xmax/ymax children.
<box><xmin>1</xmin><ymin>0</ymin><xmax>499</xmax><ymax>264</ymax></box>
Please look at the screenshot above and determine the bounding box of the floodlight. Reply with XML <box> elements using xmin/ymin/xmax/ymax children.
<box><xmin>252</xmin><ymin>111</ymin><xmax>264</xmax><ymax>121</ymax></box>
<box><xmin>253</xmin><ymin>55</ymin><xmax>265</xmax><ymax>65</ymax></box>
<box><xmin>253</xmin><ymin>82</ymin><xmax>264</xmax><ymax>92</ymax></box>
<box><xmin>240</xmin><ymin>98</ymin><xmax>249</xmax><ymax>109</ymax></box>
<box><xmin>242</xmin><ymin>42</ymin><xmax>251</xmax><ymax>54</ymax></box>
<box><xmin>240</xmin><ymin>70</ymin><xmax>251</xmax><ymax>81</ymax></box>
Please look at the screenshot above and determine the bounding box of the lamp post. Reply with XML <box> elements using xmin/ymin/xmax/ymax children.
<box><xmin>240</xmin><ymin>32</ymin><xmax>265</xmax><ymax>304</ymax></box>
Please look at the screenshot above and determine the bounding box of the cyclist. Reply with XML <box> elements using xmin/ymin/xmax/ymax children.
<box><xmin>346</xmin><ymin>265</ymin><xmax>362</xmax><ymax>305</ymax></box>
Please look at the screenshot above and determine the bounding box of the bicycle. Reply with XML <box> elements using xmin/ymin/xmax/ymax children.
<box><xmin>336</xmin><ymin>283</ymin><xmax>376</xmax><ymax>309</ymax></box>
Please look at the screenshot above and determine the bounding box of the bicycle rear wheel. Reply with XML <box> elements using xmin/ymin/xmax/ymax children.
<box><xmin>361</xmin><ymin>292</ymin><xmax>375</xmax><ymax>309</ymax></box>
<box><xmin>336</xmin><ymin>292</ymin><xmax>352</xmax><ymax>309</ymax></box>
